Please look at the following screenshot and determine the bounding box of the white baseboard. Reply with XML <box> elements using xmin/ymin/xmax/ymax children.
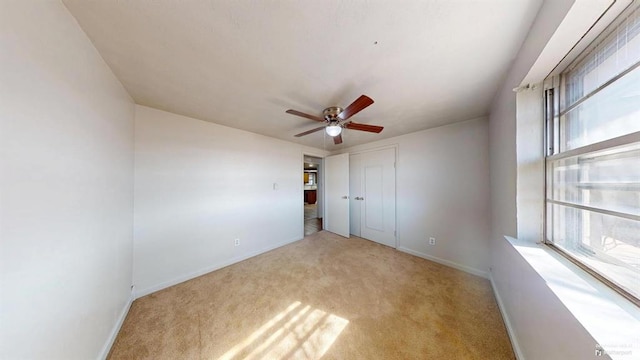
<box><xmin>489</xmin><ymin>272</ymin><xmax>525</xmax><ymax>360</ymax></box>
<box><xmin>397</xmin><ymin>246</ymin><xmax>488</xmax><ymax>278</ymax></box>
<box><xmin>99</xmin><ymin>289</ymin><xmax>134</xmax><ymax>360</ymax></box>
<box><xmin>135</xmin><ymin>236</ymin><xmax>303</xmax><ymax>298</ymax></box>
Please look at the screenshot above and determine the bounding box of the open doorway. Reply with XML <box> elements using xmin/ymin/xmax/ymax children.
<box><xmin>304</xmin><ymin>156</ymin><xmax>323</xmax><ymax>236</ymax></box>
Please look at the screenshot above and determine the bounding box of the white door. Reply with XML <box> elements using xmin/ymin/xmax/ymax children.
<box><xmin>324</xmin><ymin>153</ymin><xmax>350</xmax><ymax>238</ymax></box>
<box><xmin>350</xmin><ymin>148</ymin><xmax>396</xmax><ymax>247</ymax></box>
<box><xmin>349</xmin><ymin>153</ymin><xmax>362</xmax><ymax>236</ymax></box>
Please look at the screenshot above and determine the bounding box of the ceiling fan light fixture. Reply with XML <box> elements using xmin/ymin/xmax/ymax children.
<box><xmin>325</xmin><ymin>124</ymin><xmax>342</xmax><ymax>137</ymax></box>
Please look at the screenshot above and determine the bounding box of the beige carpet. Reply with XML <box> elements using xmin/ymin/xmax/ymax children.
<box><xmin>109</xmin><ymin>231</ymin><xmax>514</xmax><ymax>359</ymax></box>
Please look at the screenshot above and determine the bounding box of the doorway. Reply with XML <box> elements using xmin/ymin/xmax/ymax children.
<box><xmin>304</xmin><ymin>156</ymin><xmax>323</xmax><ymax>236</ymax></box>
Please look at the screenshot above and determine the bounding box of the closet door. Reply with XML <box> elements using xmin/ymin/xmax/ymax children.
<box><xmin>351</xmin><ymin>148</ymin><xmax>396</xmax><ymax>247</ymax></box>
<box><xmin>324</xmin><ymin>153</ymin><xmax>350</xmax><ymax>238</ymax></box>
<box><xmin>349</xmin><ymin>153</ymin><xmax>362</xmax><ymax>237</ymax></box>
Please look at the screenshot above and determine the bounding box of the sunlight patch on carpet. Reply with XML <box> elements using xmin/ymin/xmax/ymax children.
<box><xmin>218</xmin><ymin>301</ymin><xmax>349</xmax><ymax>360</ymax></box>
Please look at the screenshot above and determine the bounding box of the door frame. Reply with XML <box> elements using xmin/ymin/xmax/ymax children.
<box><xmin>348</xmin><ymin>144</ymin><xmax>399</xmax><ymax>248</ymax></box>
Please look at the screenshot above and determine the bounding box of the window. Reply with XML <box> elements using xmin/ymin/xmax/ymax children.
<box><xmin>545</xmin><ymin>2</ymin><xmax>640</xmax><ymax>304</ymax></box>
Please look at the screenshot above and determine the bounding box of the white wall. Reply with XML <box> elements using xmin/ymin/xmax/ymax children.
<box><xmin>133</xmin><ymin>105</ymin><xmax>328</xmax><ymax>296</ymax></box>
<box><xmin>0</xmin><ymin>1</ymin><xmax>135</xmax><ymax>359</ymax></box>
<box><xmin>338</xmin><ymin>117</ymin><xmax>491</xmax><ymax>276</ymax></box>
<box><xmin>488</xmin><ymin>1</ymin><xmax>612</xmax><ymax>359</ymax></box>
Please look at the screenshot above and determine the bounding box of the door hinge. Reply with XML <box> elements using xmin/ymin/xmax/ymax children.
<box><xmin>394</xmin><ymin>230</ymin><xmax>396</xmax><ymax>237</ymax></box>
<box><xmin>394</xmin><ymin>162</ymin><xmax>396</xmax><ymax>168</ymax></box>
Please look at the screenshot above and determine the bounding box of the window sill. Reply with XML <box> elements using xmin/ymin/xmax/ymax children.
<box><xmin>504</xmin><ymin>236</ymin><xmax>640</xmax><ymax>360</ymax></box>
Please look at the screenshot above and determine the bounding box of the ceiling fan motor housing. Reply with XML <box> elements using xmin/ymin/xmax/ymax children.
<box><xmin>323</xmin><ymin>106</ymin><xmax>343</xmax><ymax>124</ymax></box>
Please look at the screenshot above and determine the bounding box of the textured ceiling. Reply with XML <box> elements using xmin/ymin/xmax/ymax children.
<box><xmin>63</xmin><ymin>0</ymin><xmax>542</xmax><ymax>150</ymax></box>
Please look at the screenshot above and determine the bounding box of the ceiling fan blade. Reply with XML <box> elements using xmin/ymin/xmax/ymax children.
<box><xmin>294</xmin><ymin>126</ymin><xmax>326</xmax><ymax>137</ymax></box>
<box><xmin>286</xmin><ymin>109</ymin><xmax>325</xmax><ymax>123</ymax></box>
<box><xmin>338</xmin><ymin>95</ymin><xmax>374</xmax><ymax>120</ymax></box>
<box><xmin>333</xmin><ymin>133</ymin><xmax>343</xmax><ymax>145</ymax></box>
<box><xmin>345</xmin><ymin>122</ymin><xmax>384</xmax><ymax>133</ymax></box>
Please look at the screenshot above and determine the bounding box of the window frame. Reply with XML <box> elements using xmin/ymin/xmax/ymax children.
<box><xmin>543</xmin><ymin>1</ymin><xmax>640</xmax><ymax>307</ymax></box>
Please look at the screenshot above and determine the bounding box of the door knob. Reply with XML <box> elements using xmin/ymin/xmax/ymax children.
<box><xmin>342</xmin><ymin>195</ymin><xmax>349</xmax><ymax>199</ymax></box>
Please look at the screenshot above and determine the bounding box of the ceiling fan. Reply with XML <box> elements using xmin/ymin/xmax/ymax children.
<box><xmin>286</xmin><ymin>95</ymin><xmax>383</xmax><ymax>145</ymax></box>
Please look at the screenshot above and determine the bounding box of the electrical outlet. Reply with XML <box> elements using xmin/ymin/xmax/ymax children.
<box><xmin>429</xmin><ymin>237</ymin><xmax>436</xmax><ymax>245</ymax></box>
<box><xmin>234</xmin><ymin>238</ymin><xmax>240</xmax><ymax>246</ymax></box>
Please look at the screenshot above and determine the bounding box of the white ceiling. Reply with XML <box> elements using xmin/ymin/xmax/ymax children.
<box><xmin>63</xmin><ymin>0</ymin><xmax>542</xmax><ymax>150</ymax></box>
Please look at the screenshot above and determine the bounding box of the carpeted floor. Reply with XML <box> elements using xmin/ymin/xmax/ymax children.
<box><xmin>108</xmin><ymin>231</ymin><xmax>514</xmax><ymax>359</ymax></box>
